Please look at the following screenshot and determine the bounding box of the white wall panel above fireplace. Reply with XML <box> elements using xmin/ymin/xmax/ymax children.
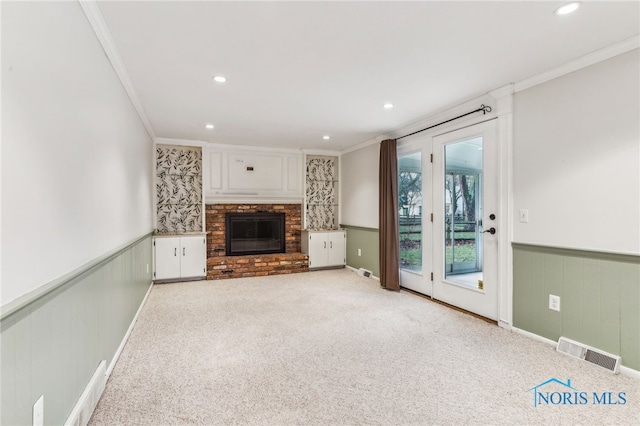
<box><xmin>227</xmin><ymin>153</ymin><xmax>284</xmax><ymax>190</ymax></box>
<box><xmin>204</xmin><ymin>146</ymin><xmax>303</xmax><ymax>203</ymax></box>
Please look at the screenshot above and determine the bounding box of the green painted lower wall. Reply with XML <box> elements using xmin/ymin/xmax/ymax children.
<box><xmin>1</xmin><ymin>234</ymin><xmax>153</xmax><ymax>425</ymax></box>
<box><xmin>342</xmin><ymin>225</ymin><xmax>380</xmax><ymax>278</ymax></box>
<box><xmin>513</xmin><ymin>243</ymin><xmax>640</xmax><ymax>371</ymax></box>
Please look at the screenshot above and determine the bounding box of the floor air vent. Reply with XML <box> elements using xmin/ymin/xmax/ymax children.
<box><xmin>557</xmin><ymin>337</ymin><xmax>620</xmax><ymax>374</ymax></box>
<box><xmin>358</xmin><ymin>268</ymin><xmax>372</xmax><ymax>278</ymax></box>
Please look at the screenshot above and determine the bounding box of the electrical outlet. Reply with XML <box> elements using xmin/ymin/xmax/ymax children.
<box><xmin>519</xmin><ymin>209</ymin><xmax>529</xmax><ymax>223</ymax></box>
<box><xmin>357</xmin><ymin>248</ymin><xmax>362</xmax><ymax>256</ymax></box>
<box><xmin>33</xmin><ymin>395</ymin><xmax>44</xmax><ymax>426</ymax></box>
<box><xmin>549</xmin><ymin>294</ymin><xmax>560</xmax><ymax>312</ymax></box>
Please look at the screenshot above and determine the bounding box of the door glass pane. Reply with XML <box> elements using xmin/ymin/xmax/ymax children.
<box><xmin>398</xmin><ymin>152</ymin><xmax>422</xmax><ymax>273</ymax></box>
<box><xmin>444</xmin><ymin>137</ymin><xmax>483</xmax><ymax>288</ymax></box>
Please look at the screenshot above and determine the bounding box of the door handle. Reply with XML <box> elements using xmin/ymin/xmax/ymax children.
<box><xmin>324</xmin><ymin>241</ymin><xmax>326</xmax><ymax>249</ymax></box>
<box><xmin>174</xmin><ymin>248</ymin><xmax>177</xmax><ymax>256</ymax></box>
<box><xmin>183</xmin><ymin>247</ymin><xmax>186</xmax><ymax>256</ymax></box>
<box><xmin>483</xmin><ymin>227</ymin><xmax>496</xmax><ymax>235</ymax></box>
<box><xmin>330</xmin><ymin>241</ymin><xmax>333</xmax><ymax>249</ymax></box>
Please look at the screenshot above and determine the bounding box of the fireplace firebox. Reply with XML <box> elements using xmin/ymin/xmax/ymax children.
<box><xmin>225</xmin><ymin>212</ymin><xmax>286</xmax><ymax>256</ymax></box>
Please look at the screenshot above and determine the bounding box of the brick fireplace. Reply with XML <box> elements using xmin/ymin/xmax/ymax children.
<box><xmin>205</xmin><ymin>203</ymin><xmax>308</xmax><ymax>279</ymax></box>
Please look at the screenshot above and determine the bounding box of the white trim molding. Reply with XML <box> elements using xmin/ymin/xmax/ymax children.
<box><xmin>106</xmin><ymin>282</ymin><xmax>154</xmax><ymax>377</ymax></box>
<box><xmin>489</xmin><ymin>84</ymin><xmax>515</xmax><ymax>329</ymax></box>
<box><xmin>340</xmin><ymin>135</ymin><xmax>383</xmax><ymax>156</ymax></box>
<box><xmin>156</xmin><ymin>137</ymin><xmax>208</xmax><ymax>148</ymax></box>
<box><xmin>514</xmin><ymin>36</ymin><xmax>640</xmax><ymax>93</ymax></box>
<box><xmin>206</xmin><ymin>141</ymin><xmax>304</xmax><ymax>155</ymax></box>
<box><xmin>79</xmin><ymin>0</ymin><xmax>156</xmax><ymax>139</ymax></box>
<box><xmin>302</xmin><ymin>148</ymin><xmax>343</xmax><ymax>157</ymax></box>
<box><xmin>205</xmin><ymin>197</ymin><xmax>304</xmax><ymax>205</ymax></box>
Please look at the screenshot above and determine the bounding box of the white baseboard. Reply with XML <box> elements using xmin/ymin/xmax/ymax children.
<box><xmin>620</xmin><ymin>365</ymin><xmax>640</xmax><ymax>380</ymax></box>
<box><xmin>511</xmin><ymin>327</ymin><xmax>557</xmax><ymax>346</ymax></box>
<box><xmin>511</xmin><ymin>327</ymin><xmax>640</xmax><ymax>380</ymax></box>
<box><xmin>498</xmin><ymin>320</ymin><xmax>512</xmax><ymax>330</ymax></box>
<box><xmin>64</xmin><ymin>282</ymin><xmax>154</xmax><ymax>426</ymax></box>
<box><xmin>106</xmin><ymin>282</ymin><xmax>154</xmax><ymax>377</ymax></box>
<box><xmin>345</xmin><ymin>265</ymin><xmax>380</xmax><ymax>281</ymax></box>
<box><xmin>64</xmin><ymin>360</ymin><xmax>106</xmax><ymax>426</ymax></box>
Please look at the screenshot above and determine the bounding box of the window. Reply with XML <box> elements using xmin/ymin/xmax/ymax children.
<box><xmin>398</xmin><ymin>152</ymin><xmax>422</xmax><ymax>273</ymax></box>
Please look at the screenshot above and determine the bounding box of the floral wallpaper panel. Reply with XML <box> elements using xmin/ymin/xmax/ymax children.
<box><xmin>157</xmin><ymin>174</ymin><xmax>202</xmax><ymax>205</ymax></box>
<box><xmin>156</xmin><ymin>147</ymin><xmax>202</xmax><ymax>176</ymax></box>
<box><xmin>156</xmin><ymin>204</ymin><xmax>203</xmax><ymax>234</ymax></box>
<box><xmin>306</xmin><ymin>156</ymin><xmax>338</xmax><ymax>230</ymax></box>
<box><xmin>307</xmin><ymin>157</ymin><xmax>336</xmax><ymax>181</ymax></box>
<box><xmin>306</xmin><ymin>204</ymin><xmax>337</xmax><ymax>230</ymax></box>
<box><xmin>156</xmin><ymin>146</ymin><xmax>203</xmax><ymax>232</ymax></box>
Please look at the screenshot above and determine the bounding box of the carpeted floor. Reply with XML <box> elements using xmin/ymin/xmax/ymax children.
<box><xmin>89</xmin><ymin>269</ymin><xmax>639</xmax><ymax>425</ymax></box>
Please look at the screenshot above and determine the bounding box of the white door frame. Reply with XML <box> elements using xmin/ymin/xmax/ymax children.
<box><xmin>397</xmin><ymin>146</ymin><xmax>433</xmax><ymax>296</ymax></box>
<box><xmin>432</xmin><ymin>119</ymin><xmax>499</xmax><ymax>320</ymax></box>
<box><xmin>396</xmin><ymin>87</ymin><xmax>514</xmax><ymax>329</ymax></box>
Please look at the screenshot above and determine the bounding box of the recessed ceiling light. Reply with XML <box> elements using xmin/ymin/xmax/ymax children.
<box><xmin>205</xmin><ymin>124</ymin><xmax>214</xmax><ymax>129</ymax></box>
<box><xmin>554</xmin><ymin>2</ymin><xmax>580</xmax><ymax>15</ymax></box>
<box><xmin>213</xmin><ymin>76</ymin><xmax>227</xmax><ymax>83</ymax></box>
<box><xmin>384</xmin><ymin>103</ymin><xmax>394</xmax><ymax>109</ymax></box>
<box><xmin>323</xmin><ymin>135</ymin><xmax>330</xmax><ymax>140</ymax></box>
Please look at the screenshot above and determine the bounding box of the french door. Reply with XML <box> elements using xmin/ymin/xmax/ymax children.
<box><xmin>432</xmin><ymin>120</ymin><xmax>498</xmax><ymax>320</ymax></box>
<box><xmin>398</xmin><ymin>119</ymin><xmax>499</xmax><ymax>320</ymax></box>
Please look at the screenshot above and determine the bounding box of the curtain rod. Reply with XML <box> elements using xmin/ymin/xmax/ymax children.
<box><xmin>396</xmin><ymin>104</ymin><xmax>492</xmax><ymax>140</ymax></box>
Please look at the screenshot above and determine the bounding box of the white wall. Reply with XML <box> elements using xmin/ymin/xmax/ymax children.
<box><xmin>513</xmin><ymin>49</ymin><xmax>639</xmax><ymax>254</ymax></box>
<box><xmin>1</xmin><ymin>1</ymin><xmax>154</xmax><ymax>305</ymax></box>
<box><xmin>340</xmin><ymin>142</ymin><xmax>379</xmax><ymax>229</ymax></box>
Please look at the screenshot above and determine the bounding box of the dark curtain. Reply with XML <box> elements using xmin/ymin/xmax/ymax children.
<box><xmin>379</xmin><ymin>139</ymin><xmax>400</xmax><ymax>291</ymax></box>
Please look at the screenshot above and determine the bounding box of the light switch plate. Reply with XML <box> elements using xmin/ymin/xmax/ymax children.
<box><xmin>549</xmin><ymin>294</ymin><xmax>560</xmax><ymax>312</ymax></box>
<box><xmin>519</xmin><ymin>209</ymin><xmax>529</xmax><ymax>223</ymax></box>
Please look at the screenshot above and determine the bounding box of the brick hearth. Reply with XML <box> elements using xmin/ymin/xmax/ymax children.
<box><xmin>205</xmin><ymin>203</ymin><xmax>308</xmax><ymax>280</ymax></box>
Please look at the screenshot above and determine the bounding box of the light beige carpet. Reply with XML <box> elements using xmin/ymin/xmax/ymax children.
<box><xmin>90</xmin><ymin>269</ymin><xmax>639</xmax><ymax>425</ymax></box>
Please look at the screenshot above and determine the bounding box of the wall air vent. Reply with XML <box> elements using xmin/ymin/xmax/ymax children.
<box><xmin>557</xmin><ymin>337</ymin><xmax>621</xmax><ymax>374</ymax></box>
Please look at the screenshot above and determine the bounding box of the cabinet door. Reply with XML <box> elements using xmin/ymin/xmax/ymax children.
<box><xmin>327</xmin><ymin>231</ymin><xmax>346</xmax><ymax>267</ymax></box>
<box><xmin>180</xmin><ymin>236</ymin><xmax>206</xmax><ymax>278</ymax></box>
<box><xmin>154</xmin><ymin>237</ymin><xmax>181</xmax><ymax>280</ymax></box>
<box><xmin>307</xmin><ymin>232</ymin><xmax>328</xmax><ymax>268</ymax></box>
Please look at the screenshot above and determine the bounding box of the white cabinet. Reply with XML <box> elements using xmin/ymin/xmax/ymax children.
<box><xmin>154</xmin><ymin>235</ymin><xmax>206</xmax><ymax>280</ymax></box>
<box><xmin>301</xmin><ymin>229</ymin><xmax>346</xmax><ymax>269</ymax></box>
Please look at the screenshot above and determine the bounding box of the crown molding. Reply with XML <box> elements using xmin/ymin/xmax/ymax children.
<box><xmin>79</xmin><ymin>0</ymin><xmax>156</xmax><ymax>139</ymax></box>
<box><xmin>155</xmin><ymin>137</ymin><xmax>208</xmax><ymax>148</ymax></box>
<box><xmin>302</xmin><ymin>149</ymin><xmax>342</xmax><ymax>157</ymax></box>
<box><xmin>205</xmin><ymin>141</ymin><xmax>303</xmax><ymax>154</ymax></box>
<box><xmin>340</xmin><ymin>136</ymin><xmax>383</xmax><ymax>155</ymax></box>
<box><xmin>489</xmin><ymin>83</ymin><xmax>515</xmax><ymax>100</ymax></box>
<box><xmin>514</xmin><ymin>36</ymin><xmax>640</xmax><ymax>93</ymax></box>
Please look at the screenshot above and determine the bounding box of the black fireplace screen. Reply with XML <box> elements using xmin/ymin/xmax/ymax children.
<box><xmin>225</xmin><ymin>212</ymin><xmax>286</xmax><ymax>256</ymax></box>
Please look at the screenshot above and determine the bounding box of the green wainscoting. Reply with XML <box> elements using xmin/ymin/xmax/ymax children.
<box><xmin>341</xmin><ymin>225</ymin><xmax>380</xmax><ymax>278</ymax></box>
<box><xmin>1</xmin><ymin>234</ymin><xmax>153</xmax><ymax>425</ymax></box>
<box><xmin>513</xmin><ymin>243</ymin><xmax>640</xmax><ymax>371</ymax></box>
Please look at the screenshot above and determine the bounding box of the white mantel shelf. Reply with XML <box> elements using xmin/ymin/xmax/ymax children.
<box><xmin>205</xmin><ymin>197</ymin><xmax>303</xmax><ymax>205</ymax></box>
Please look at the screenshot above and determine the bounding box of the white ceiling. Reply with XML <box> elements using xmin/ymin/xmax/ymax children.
<box><xmin>97</xmin><ymin>1</ymin><xmax>639</xmax><ymax>152</ymax></box>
